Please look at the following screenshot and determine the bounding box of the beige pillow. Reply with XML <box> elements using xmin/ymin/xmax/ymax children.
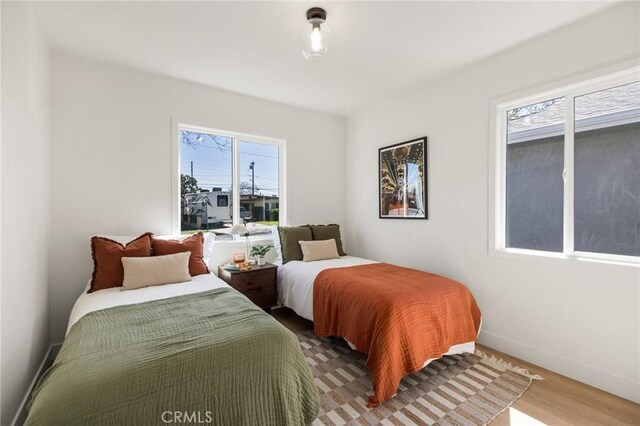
<box><xmin>122</xmin><ymin>252</ymin><xmax>192</xmax><ymax>290</ymax></box>
<box><xmin>299</xmin><ymin>239</ymin><xmax>340</xmax><ymax>262</ymax></box>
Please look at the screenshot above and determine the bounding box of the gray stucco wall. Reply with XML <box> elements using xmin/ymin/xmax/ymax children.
<box><xmin>506</xmin><ymin>122</ymin><xmax>639</xmax><ymax>256</ymax></box>
<box><xmin>574</xmin><ymin>122</ymin><xmax>639</xmax><ymax>256</ymax></box>
<box><xmin>507</xmin><ymin>135</ymin><xmax>564</xmax><ymax>252</ymax></box>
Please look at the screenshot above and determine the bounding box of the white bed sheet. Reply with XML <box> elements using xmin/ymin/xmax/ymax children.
<box><xmin>277</xmin><ymin>256</ymin><xmax>378</xmax><ymax>321</ymax></box>
<box><xmin>277</xmin><ymin>255</ymin><xmax>481</xmax><ymax>368</ymax></box>
<box><xmin>67</xmin><ymin>273</ymin><xmax>230</xmax><ymax>335</ymax></box>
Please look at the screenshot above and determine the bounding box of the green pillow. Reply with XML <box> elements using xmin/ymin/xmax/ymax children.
<box><xmin>309</xmin><ymin>224</ymin><xmax>346</xmax><ymax>256</ymax></box>
<box><xmin>278</xmin><ymin>226</ymin><xmax>312</xmax><ymax>264</ymax></box>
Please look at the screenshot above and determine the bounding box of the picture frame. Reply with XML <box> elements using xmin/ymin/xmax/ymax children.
<box><xmin>379</xmin><ymin>137</ymin><xmax>427</xmax><ymax>219</ymax></box>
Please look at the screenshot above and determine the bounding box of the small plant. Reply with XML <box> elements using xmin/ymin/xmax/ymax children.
<box><xmin>250</xmin><ymin>244</ymin><xmax>273</xmax><ymax>258</ymax></box>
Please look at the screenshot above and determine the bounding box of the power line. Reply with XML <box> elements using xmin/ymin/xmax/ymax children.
<box><xmin>239</xmin><ymin>151</ymin><xmax>278</xmax><ymax>159</ymax></box>
<box><xmin>181</xmin><ymin>144</ymin><xmax>278</xmax><ymax>159</ymax></box>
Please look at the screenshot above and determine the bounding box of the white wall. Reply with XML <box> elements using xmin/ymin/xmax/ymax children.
<box><xmin>345</xmin><ymin>3</ymin><xmax>640</xmax><ymax>403</ymax></box>
<box><xmin>1</xmin><ymin>2</ymin><xmax>51</xmax><ymax>423</ymax></box>
<box><xmin>49</xmin><ymin>54</ymin><xmax>346</xmax><ymax>341</ymax></box>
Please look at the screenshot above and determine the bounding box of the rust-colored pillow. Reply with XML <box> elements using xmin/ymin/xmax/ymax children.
<box><xmin>151</xmin><ymin>232</ymin><xmax>210</xmax><ymax>276</ymax></box>
<box><xmin>90</xmin><ymin>233</ymin><xmax>153</xmax><ymax>293</ymax></box>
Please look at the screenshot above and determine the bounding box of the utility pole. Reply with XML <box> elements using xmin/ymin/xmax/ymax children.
<box><xmin>190</xmin><ymin>161</ymin><xmax>194</xmax><ymax>178</ymax></box>
<box><xmin>250</xmin><ymin>161</ymin><xmax>255</xmax><ymax>195</ymax></box>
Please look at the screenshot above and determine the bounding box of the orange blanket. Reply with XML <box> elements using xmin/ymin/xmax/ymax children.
<box><xmin>313</xmin><ymin>263</ymin><xmax>481</xmax><ymax>407</ymax></box>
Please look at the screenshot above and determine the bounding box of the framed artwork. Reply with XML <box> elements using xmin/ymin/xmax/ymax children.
<box><xmin>379</xmin><ymin>137</ymin><xmax>427</xmax><ymax>219</ymax></box>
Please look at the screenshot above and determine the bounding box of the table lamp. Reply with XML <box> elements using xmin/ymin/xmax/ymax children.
<box><xmin>230</xmin><ymin>224</ymin><xmax>250</xmax><ymax>261</ymax></box>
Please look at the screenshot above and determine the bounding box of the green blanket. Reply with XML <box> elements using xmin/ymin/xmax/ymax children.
<box><xmin>26</xmin><ymin>288</ymin><xmax>319</xmax><ymax>425</ymax></box>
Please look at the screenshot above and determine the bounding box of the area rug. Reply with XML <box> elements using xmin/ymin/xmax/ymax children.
<box><xmin>297</xmin><ymin>331</ymin><xmax>542</xmax><ymax>426</ymax></box>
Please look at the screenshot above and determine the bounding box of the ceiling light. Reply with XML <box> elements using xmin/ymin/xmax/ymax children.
<box><xmin>300</xmin><ymin>7</ymin><xmax>331</xmax><ymax>62</ymax></box>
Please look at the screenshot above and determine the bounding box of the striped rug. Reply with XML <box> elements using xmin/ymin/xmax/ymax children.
<box><xmin>297</xmin><ymin>331</ymin><xmax>542</xmax><ymax>426</ymax></box>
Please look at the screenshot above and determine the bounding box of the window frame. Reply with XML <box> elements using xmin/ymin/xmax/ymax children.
<box><xmin>489</xmin><ymin>64</ymin><xmax>640</xmax><ymax>266</ymax></box>
<box><xmin>171</xmin><ymin>117</ymin><xmax>286</xmax><ymax>234</ymax></box>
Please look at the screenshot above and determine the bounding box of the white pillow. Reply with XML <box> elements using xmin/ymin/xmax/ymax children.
<box><xmin>299</xmin><ymin>239</ymin><xmax>340</xmax><ymax>262</ymax></box>
<box><xmin>270</xmin><ymin>226</ymin><xmax>283</xmax><ymax>264</ymax></box>
<box><xmin>122</xmin><ymin>252</ymin><xmax>191</xmax><ymax>290</ymax></box>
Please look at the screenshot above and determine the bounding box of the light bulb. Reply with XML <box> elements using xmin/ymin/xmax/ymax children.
<box><xmin>310</xmin><ymin>27</ymin><xmax>322</xmax><ymax>52</ymax></box>
<box><xmin>300</xmin><ymin>7</ymin><xmax>331</xmax><ymax>62</ymax></box>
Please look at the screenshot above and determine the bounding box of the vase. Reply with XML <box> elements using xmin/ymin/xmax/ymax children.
<box><xmin>257</xmin><ymin>257</ymin><xmax>266</xmax><ymax>266</ymax></box>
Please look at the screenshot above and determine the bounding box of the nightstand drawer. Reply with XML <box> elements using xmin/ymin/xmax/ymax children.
<box><xmin>231</xmin><ymin>269</ymin><xmax>276</xmax><ymax>293</ymax></box>
<box><xmin>217</xmin><ymin>263</ymin><xmax>278</xmax><ymax>310</ymax></box>
<box><xmin>240</xmin><ymin>284</ymin><xmax>276</xmax><ymax>308</ymax></box>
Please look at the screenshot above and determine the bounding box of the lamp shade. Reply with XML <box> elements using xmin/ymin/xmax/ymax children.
<box><xmin>230</xmin><ymin>224</ymin><xmax>249</xmax><ymax>235</ymax></box>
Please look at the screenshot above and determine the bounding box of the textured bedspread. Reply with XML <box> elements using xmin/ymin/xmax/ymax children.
<box><xmin>26</xmin><ymin>288</ymin><xmax>319</xmax><ymax>425</ymax></box>
<box><xmin>313</xmin><ymin>263</ymin><xmax>481</xmax><ymax>407</ymax></box>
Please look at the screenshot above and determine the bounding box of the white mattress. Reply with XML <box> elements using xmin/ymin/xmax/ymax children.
<box><xmin>67</xmin><ymin>273</ymin><xmax>230</xmax><ymax>335</ymax></box>
<box><xmin>276</xmin><ymin>256</ymin><xmax>480</xmax><ymax>368</ymax></box>
<box><xmin>277</xmin><ymin>256</ymin><xmax>378</xmax><ymax>321</ymax></box>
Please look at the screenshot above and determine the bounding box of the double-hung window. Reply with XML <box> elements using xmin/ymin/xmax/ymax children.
<box><xmin>173</xmin><ymin>120</ymin><xmax>285</xmax><ymax>234</ymax></box>
<box><xmin>493</xmin><ymin>67</ymin><xmax>639</xmax><ymax>263</ymax></box>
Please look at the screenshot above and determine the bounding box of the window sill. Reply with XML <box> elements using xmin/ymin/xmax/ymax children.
<box><xmin>490</xmin><ymin>247</ymin><xmax>640</xmax><ymax>267</ymax></box>
<box><xmin>214</xmin><ymin>235</ymin><xmax>275</xmax><ymax>243</ymax></box>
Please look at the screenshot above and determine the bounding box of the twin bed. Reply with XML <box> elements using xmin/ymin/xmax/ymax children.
<box><xmin>277</xmin><ymin>255</ymin><xmax>481</xmax><ymax>407</ymax></box>
<box><xmin>26</xmin><ymin>228</ymin><xmax>481</xmax><ymax>424</ymax></box>
<box><xmin>26</xmin><ymin>270</ymin><xmax>319</xmax><ymax>425</ymax></box>
<box><xmin>278</xmin><ymin>255</ymin><xmax>377</xmax><ymax>321</ymax></box>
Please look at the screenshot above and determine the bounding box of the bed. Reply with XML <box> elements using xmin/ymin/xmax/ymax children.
<box><xmin>278</xmin><ymin>255</ymin><xmax>377</xmax><ymax>321</ymax></box>
<box><xmin>26</xmin><ymin>273</ymin><xmax>319</xmax><ymax>425</ymax></box>
<box><xmin>277</xmin><ymin>255</ymin><xmax>481</xmax><ymax>407</ymax></box>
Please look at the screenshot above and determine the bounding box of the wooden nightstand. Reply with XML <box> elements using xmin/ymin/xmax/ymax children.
<box><xmin>217</xmin><ymin>263</ymin><xmax>278</xmax><ymax>311</ymax></box>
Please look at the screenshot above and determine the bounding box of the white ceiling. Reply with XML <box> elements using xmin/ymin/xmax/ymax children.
<box><xmin>35</xmin><ymin>1</ymin><xmax>617</xmax><ymax>117</ymax></box>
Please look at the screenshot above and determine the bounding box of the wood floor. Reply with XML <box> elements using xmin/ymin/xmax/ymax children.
<box><xmin>272</xmin><ymin>307</ymin><xmax>640</xmax><ymax>426</ymax></box>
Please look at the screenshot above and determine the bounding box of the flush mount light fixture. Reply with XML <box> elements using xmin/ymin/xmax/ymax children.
<box><xmin>300</xmin><ymin>7</ymin><xmax>331</xmax><ymax>62</ymax></box>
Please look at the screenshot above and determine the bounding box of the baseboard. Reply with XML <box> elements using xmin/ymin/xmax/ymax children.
<box><xmin>479</xmin><ymin>330</ymin><xmax>640</xmax><ymax>403</ymax></box>
<box><xmin>11</xmin><ymin>343</ymin><xmax>62</xmax><ymax>426</ymax></box>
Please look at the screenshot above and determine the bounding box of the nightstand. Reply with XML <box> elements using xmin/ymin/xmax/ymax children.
<box><xmin>217</xmin><ymin>263</ymin><xmax>278</xmax><ymax>311</ymax></box>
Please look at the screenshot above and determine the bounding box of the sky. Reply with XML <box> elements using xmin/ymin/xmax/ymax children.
<box><xmin>180</xmin><ymin>130</ymin><xmax>279</xmax><ymax>196</ymax></box>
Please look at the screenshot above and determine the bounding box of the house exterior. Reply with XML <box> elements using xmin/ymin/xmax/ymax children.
<box><xmin>240</xmin><ymin>194</ymin><xmax>280</xmax><ymax>222</ymax></box>
<box><xmin>182</xmin><ymin>190</ymin><xmax>279</xmax><ymax>228</ymax></box>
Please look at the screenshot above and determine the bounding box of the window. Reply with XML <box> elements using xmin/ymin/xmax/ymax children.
<box><xmin>506</xmin><ymin>97</ymin><xmax>565</xmax><ymax>252</ymax></box>
<box><xmin>574</xmin><ymin>83</ymin><xmax>639</xmax><ymax>257</ymax></box>
<box><xmin>493</xmin><ymin>67</ymin><xmax>639</xmax><ymax>263</ymax></box>
<box><xmin>174</xmin><ymin>121</ymin><xmax>285</xmax><ymax>235</ymax></box>
<box><xmin>217</xmin><ymin>195</ymin><xmax>229</xmax><ymax>207</ymax></box>
<box><xmin>239</xmin><ymin>140</ymin><xmax>281</xmax><ymax>224</ymax></box>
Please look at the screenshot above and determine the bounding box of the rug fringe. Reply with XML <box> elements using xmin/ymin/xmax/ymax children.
<box><xmin>475</xmin><ymin>350</ymin><xmax>544</xmax><ymax>381</ymax></box>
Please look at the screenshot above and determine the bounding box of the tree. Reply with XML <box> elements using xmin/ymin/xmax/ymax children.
<box><xmin>240</xmin><ymin>181</ymin><xmax>260</xmax><ymax>195</ymax></box>
<box><xmin>181</xmin><ymin>174</ymin><xmax>200</xmax><ymax>197</ymax></box>
<box><xmin>180</xmin><ymin>130</ymin><xmax>231</xmax><ymax>152</ymax></box>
